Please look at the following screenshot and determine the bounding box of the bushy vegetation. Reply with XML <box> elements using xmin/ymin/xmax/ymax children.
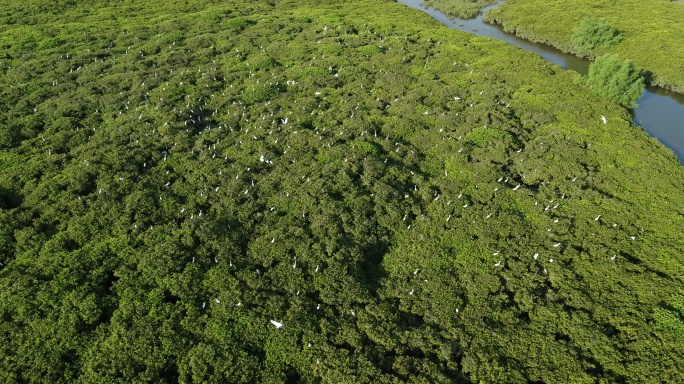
<box><xmin>421</xmin><ymin>0</ymin><xmax>498</xmax><ymax>19</ymax></box>
<box><xmin>484</xmin><ymin>0</ymin><xmax>684</xmax><ymax>93</ymax></box>
<box><xmin>572</xmin><ymin>18</ymin><xmax>623</xmax><ymax>56</ymax></box>
<box><xmin>579</xmin><ymin>54</ymin><xmax>645</xmax><ymax>108</ymax></box>
<box><xmin>1</xmin><ymin>0</ymin><xmax>683</xmax><ymax>382</ymax></box>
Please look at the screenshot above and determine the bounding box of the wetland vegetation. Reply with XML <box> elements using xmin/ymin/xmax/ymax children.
<box><xmin>484</xmin><ymin>0</ymin><xmax>684</xmax><ymax>93</ymax></box>
<box><xmin>1</xmin><ymin>0</ymin><xmax>683</xmax><ymax>382</ymax></box>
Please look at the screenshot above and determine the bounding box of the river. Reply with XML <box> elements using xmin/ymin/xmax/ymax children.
<box><xmin>397</xmin><ymin>0</ymin><xmax>684</xmax><ymax>163</ymax></box>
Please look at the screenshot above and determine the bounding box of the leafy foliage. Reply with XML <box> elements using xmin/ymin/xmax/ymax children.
<box><xmin>580</xmin><ymin>54</ymin><xmax>645</xmax><ymax>107</ymax></box>
<box><xmin>0</xmin><ymin>0</ymin><xmax>683</xmax><ymax>382</ymax></box>
<box><xmin>572</xmin><ymin>18</ymin><xmax>623</xmax><ymax>56</ymax></box>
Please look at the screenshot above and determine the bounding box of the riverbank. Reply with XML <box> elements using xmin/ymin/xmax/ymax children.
<box><xmin>398</xmin><ymin>0</ymin><xmax>684</xmax><ymax>162</ymax></box>
<box><xmin>483</xmin><ymin>0</ymin><xmax>684</xmax><ymax>94</ymax></box>
<box><xmin>421</xmin><ymin>0</ymin><xmax>498</xmax><ymax>18</ymax></box>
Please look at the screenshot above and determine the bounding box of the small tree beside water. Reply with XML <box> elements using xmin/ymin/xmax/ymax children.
<box><xmin>572</xmin><ymin>18</ymin><xmax>623</xmax><ymax>56</ymax></box>
<box><xmin>581</xmin><ymin>53</ymin><xmax>644</xmax><ymax>108</ymax></box>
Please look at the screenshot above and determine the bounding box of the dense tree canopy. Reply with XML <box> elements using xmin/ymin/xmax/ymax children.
<box><xmin>0</xmin><ymin>0</ymin><xmax>683</xmax><ymax>382</ymax></box>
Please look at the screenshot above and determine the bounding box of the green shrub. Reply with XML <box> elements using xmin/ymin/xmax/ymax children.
<box><xmin>582</xmin><ymin>53</ymin><xmax>644</xmax><ymax>108</ymax></box>
<box><xmin>225</xmin><ymin>17</ymin><xmax>248</xmax><ymax>31</ymax></box>
<box><xmin>572</xmin><ymin>18</ymin><xmax>623</xmax><ymax>56</ymax></box>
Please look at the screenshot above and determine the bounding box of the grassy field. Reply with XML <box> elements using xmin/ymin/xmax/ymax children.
<box><xmin>484</xmin><ymin>0</ymin><xmax>684</xmax><ymax>93</ymax></box>
<box><xmin>1</xmin><ymin>0</ymin><xmax>683</xmax><ymax>382</ymax></box>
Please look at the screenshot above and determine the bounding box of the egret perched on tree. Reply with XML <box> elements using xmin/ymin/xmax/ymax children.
<box><xmin>270</xmin><ymin>320</ymin><xmax>283</xmax><ymax>329</ymax></box>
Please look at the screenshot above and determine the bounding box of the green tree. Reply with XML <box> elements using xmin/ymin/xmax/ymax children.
<box><xmin>572</xmin><ymin>18</ymin><xmax>623</xmax><ymax>56</ymax></box>
<box><xmin>582</xmin><ymin>53</ymin><xmax>644</xmax><ymax>108</ymax></box>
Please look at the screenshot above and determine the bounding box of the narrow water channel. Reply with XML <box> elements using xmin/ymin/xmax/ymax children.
<box><xmin>397</xmin><ymin>0</ymin><xmax>684</xmax><ymax>162</ymax></box>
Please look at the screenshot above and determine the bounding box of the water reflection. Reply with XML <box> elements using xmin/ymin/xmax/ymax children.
<box><xmin>397</xmin><ymin>0</ymin><xmax>684</xmax><ymax>163</ymax></box>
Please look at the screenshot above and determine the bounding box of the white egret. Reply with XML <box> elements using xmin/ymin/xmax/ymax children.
<box><xmin>270</xmin><ymin>320</ymin><xmax>283</xmax><ymax>329</ymax></box>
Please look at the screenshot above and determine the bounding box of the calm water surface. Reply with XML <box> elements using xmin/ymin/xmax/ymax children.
<box><xmin>397</xmin><ymin>0</ymin><xmax>684</xmax><ymax>162</ymax></box>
